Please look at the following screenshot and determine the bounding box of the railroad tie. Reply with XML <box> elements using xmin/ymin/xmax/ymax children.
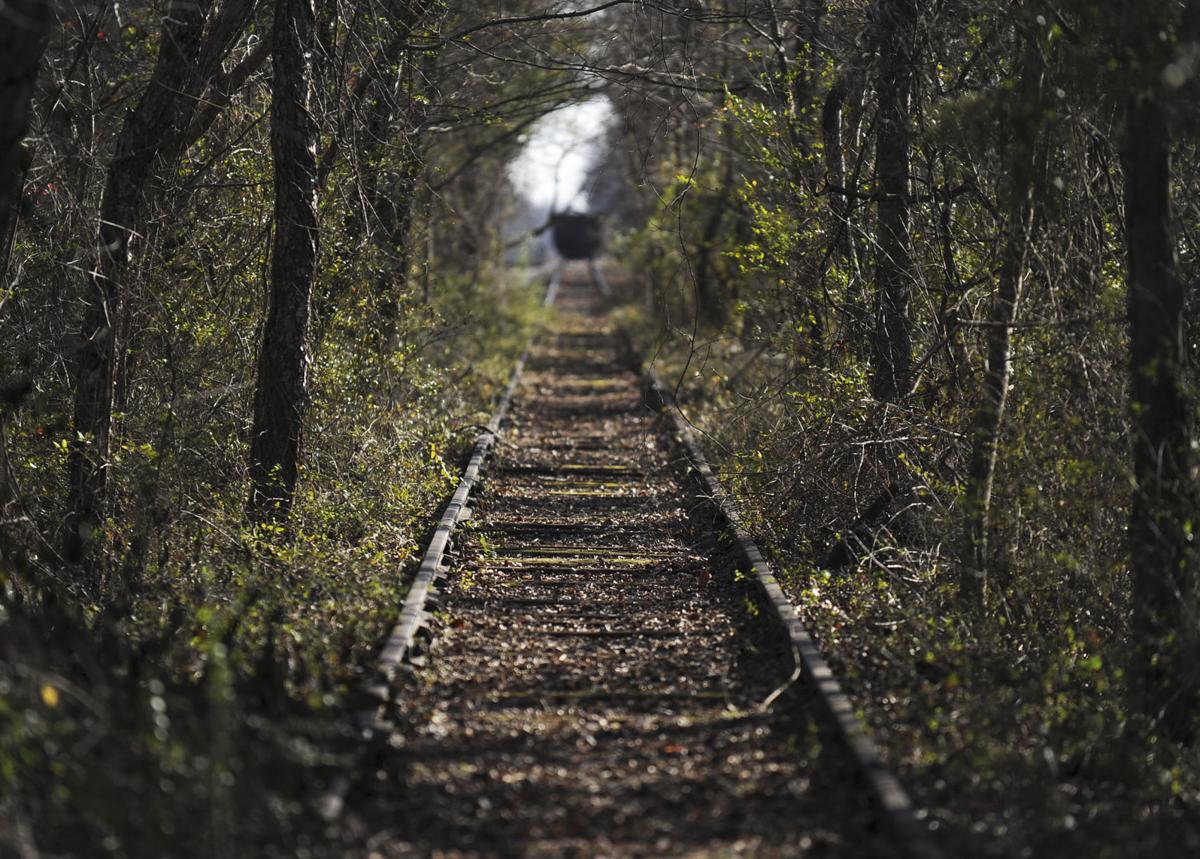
<box><xmin>341</xmin><ymin>263</ymin><xmax>923</xmax><ymax>858</ymax></box>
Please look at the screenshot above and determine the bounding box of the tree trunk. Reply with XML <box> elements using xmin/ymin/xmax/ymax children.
<box><xmin>310</xmin><ymin>0</ymin><xmax>439</xmax><ymax>355</ymax></box>
<box><xmin>247</xmin><ymin>0</ymin><xmax>320</xmax><ymax>521</ymax></box>
<box><xmin>0</xmin><ymin>0</ymin><xmax>51</xmax><ymax>277</ymax></box>
<box><xmin>0</xmin><ymin>0</ymin><xmax>49</xmax><ymax>555</ymax></box>
<box><xmin>869</xmin><ymin>0</ymin><xmax>917</xmax><ymax>402</ymax></box>
<box><xmin>959</xmin><ymin>27</ymin><xmax>1043</xmax><ymax>610</ymax></box>
<box><xmin>824</xmin><ymin>67</ymin><xmax>869</xmax><ymax>346</ymax></box>
<box><xmin>377</xmin><ymin>143</ymin><xmax>423</xmax><ymax>350</ymax></box>
<box><xmin>693</xmin><ymin>155</ymin><xmax>732</xmax><ymax>326</ymax></box>
<box><xmin>959</xmin><ymin>194</ymin><xmax>1035</xmax><ymax>609</ymax></box>
<box><xmin>65</xmin><ymin>0</ymin><xmax>213</xmax><ymax>564</ymax></box>
<box><xmin>822</xmin><ymin>78</ymin><xmax>848</xmax><ymax>258</ymax></box>
<box><xmin>374</xmin><ymin>43</ymin><xmax>431</xmax><ymax>354</ymax></box>
<box><xmin>1122</xmin><ymin>93</ymin><xmax>1198</xmax><ymax>739</ymax></box>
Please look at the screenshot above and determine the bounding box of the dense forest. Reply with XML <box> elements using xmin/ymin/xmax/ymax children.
<box><xmin>1</xmin><ymin>1</ymin><xmax>1199</xmax><ymax>856</ymax></box>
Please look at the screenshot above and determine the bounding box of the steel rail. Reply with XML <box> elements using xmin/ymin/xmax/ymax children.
<box><xmin>317</xmin><ymin>265</ymin><xmax>561</xmax><ymax>820</ymax></box>
<box><xmin>644</xmin><ymin>359</ymin><xmax>945</xmax><ymax>859</ymax></box>
<box><xmin>320</xmin><ymin>260</ymin><xmax>941</xmax><ymax>859</ymax></box>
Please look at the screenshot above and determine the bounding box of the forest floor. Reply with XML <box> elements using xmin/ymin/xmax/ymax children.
<box><xmin>337</xmin><ymin>265</ymin><xmax>895</xmax><ymax>857</ymax></box>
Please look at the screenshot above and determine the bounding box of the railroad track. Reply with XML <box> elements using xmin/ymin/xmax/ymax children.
<box><xmin>334</xmin><ymin>262</ymin><xmax>942</xmax><ymax>858</ymax></box>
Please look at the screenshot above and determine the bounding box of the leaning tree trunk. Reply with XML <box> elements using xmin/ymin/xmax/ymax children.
<box><xmin>247</xmin><ymin>0</ymin><xmax>320</xmax><ymax>521</ymax></box>
<box><xmin>869</xmin><ymin>0</ymin><xmax>917</xmax><ymax>402</ymax></box>
<box><xmin>65</xmin><ymin>0</ymin><xmax>212</xmax><ymax>565</ymax></box>
<box><xmin>0</xmin><ymin>0</ymin><xmax>51</xmax><ymax>276</ymax></box>
<box><xmin>1122</xmin><ymin>93</ymin><xmax>1198</xmax><ymax>740</ymax></box>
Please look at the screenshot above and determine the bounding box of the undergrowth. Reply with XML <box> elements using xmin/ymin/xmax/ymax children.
<box><xmin>608</xmin><ymin>257</ymin><xmax>1200</xmax><ymax>858</ymax></box>
<box><xmin>0</xmin><ymin>265</ymin><xmax>546</xmax><ymax>857</ymax></box>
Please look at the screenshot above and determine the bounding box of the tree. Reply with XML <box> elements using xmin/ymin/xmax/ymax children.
<box><xmin>959</xmin><ymin>13</ymin><xmax>1046</xmax><ymax>610</ymax></box>
<box><xmin>0</xmin><ymin>0</ymin><xmax>51</xmax><ymax>275</ymax></box>
<box><xmin>313</xmin><ymin>0</ymin><xmax>443</xmax><ymax>354</ymax></box>
<box><xmin>64</xmin><ymin>0</ymin><xmax>258</xmax><ymax>565</ymax></box>
<box><xmin>246</xmin><ymin>0</ymin><xmax>320</xmax><ymax>520</ymax></box>
<box><xmin>1120</xmin><ymin>0</ymin><xmax>1199</xmax><ymax>740</ymax></box>
<box><xmin>869</xmin><ymin>0</ymin><xmax>918</xmax><ymax>402</ymax></box>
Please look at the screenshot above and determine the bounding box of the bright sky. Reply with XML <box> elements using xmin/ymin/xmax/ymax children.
<box><xmin>508</xmin><ymin>97</ymin><xmax>614</xmax><ymax>212</ymax></box>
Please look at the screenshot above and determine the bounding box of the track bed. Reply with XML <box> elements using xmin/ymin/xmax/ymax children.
<box><xmin>342</xmin><ymin>266</ymin><xmax>893</xmax><ymax>857</ymax></box>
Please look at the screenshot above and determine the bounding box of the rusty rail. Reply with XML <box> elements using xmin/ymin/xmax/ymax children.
<box><xmin>317</xmin><ymin>265</ymin><xmax>561</xmax><ymax>820</ymax></box>
<box><xmin>320</xmin><ymin>260</ymin><xmax>943</xmax><ymax>859</ymax></box>
<box><xmin>645</xmin><ymin>364</ymin><xmax>945</xmax><ymax>859</ymax></box>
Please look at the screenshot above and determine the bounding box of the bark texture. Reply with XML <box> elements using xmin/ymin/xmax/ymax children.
<box><xmin>1122</xmin><ymin>94</ymin><xmax>1198</xmax><ymax>739</ymax></box>
<box><xmin>0</xmin><ymin>0</ymin><xmax>51</xmax><ymax>269</ymax></box>
<box><xmin>693</xmin><ymin>155</ymin><xmax>733</xmax><ymax>325</ymax></box>
<box><xmin>247</xmin><ymin>0</ymin><xmax>320</xmax><ymax>520</ymax></box>
<box><xmin>65</xmin><ymin>0</ymin><xmax>213</xmax><ymax>563</ymax></box>
<box><xmin>822</xmin><ymin>79</ymin><xmax>847</xmax><ymax>254</ymax></box>
<box><xmin>959</xmin><ymin>28</ymin><xmax>1043</xmax><ymax>609</ymax></box>
<box><xmin>959</xmin><ymin>195</ymin><xmax>1035</xmax><ymax>608</ymax></box>
<box><xmin>869</xmin><ymin>0</ymin><xmax>917</xmax><ymax>402</ymax></box>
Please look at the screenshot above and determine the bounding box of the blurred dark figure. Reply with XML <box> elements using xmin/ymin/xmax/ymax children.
<box><xmin>551</xmin><ymin>211</ymin><xmax>603</xmax><ymax>259</ymax></box>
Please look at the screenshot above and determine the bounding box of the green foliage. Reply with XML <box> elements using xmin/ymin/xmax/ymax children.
<box><xmin>0</xmin><ymin>255</ymin><xmax>543</xmax><ymax>854</ymax></box>
<box><xmin>0</xmin><ymin>0</ymin><xmax>552</xmax><ymax>846</ymax></box>
<box><xmin>604</xmin><ymin>0</ymin><xmax>1200</xmax><ymax>852</ymax></box>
